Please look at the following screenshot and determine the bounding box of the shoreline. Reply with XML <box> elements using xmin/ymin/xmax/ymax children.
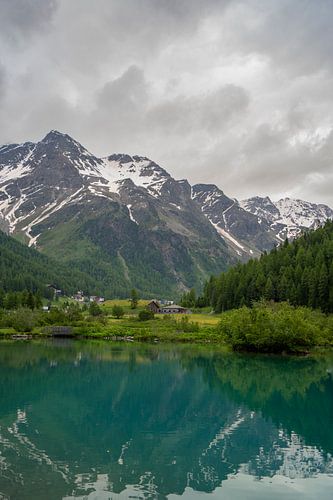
<box><xmin>1</xmin><ymin>333</ymin><xmax>332</xmax><ymax>357</ymax></box>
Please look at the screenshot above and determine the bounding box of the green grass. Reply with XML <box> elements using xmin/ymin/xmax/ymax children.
<box><xmin>102</xmin><ymin>299</ymin><xmax>150</xmax><ymax>314</ymax></box>
<box><xmin>0</xmin><ymin>307</ymin><xmax>222</xmax><ymax>344</ymax></box>
<box><xmin>3</xmin><ymin>301</ymin><xmax>330</xmax><ymax>353</ymax></box>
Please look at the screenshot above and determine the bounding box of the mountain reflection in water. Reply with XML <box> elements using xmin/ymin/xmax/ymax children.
<box><xmin>0</xmin><ymin>340</ymin><xmax>332</xmax><ymax>500</ymax></box>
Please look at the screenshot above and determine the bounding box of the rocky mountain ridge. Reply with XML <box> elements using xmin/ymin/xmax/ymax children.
<box><xmin>0</xmin><ymin>130</ymin><xmax>332</xmax><ymax>295</ymax></box>
<box><xmin>240</xmin><ymin>196</ymin><xmax>333</xmax><ymax>240</ymax></box>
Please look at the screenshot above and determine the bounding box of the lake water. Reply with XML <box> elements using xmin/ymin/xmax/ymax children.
<box><xmin>0</xmin><ymin>341</ymin><xmax>332</xmax><ymax>500</ymax></box>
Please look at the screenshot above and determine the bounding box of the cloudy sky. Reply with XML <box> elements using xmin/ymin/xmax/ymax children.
<box><xmin>0</xmin><ymin>0</ymin><xmax>333</xmax><ymax>205</ymax></box>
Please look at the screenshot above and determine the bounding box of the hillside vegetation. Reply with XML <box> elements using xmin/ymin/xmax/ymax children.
<box><xmin>0</xmin><ymin>230</ymin><xmax>104</xmax><ymax>297</ymax></box>
<box><xmin>203</xmin><ymin>221</ymin><xmax>333</xmax><ymax>313</ymax></box>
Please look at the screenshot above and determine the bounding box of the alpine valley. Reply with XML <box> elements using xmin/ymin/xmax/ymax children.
<box><xmin>0</xmin><ymin>130</ymin><xmax>332</xmax><ymax>297</ymax></box>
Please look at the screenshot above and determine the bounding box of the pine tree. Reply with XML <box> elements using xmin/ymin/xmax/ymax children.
<box><xmin>264</xmin><ymin>277</ymin><xmax>274</xmax><ymax>300</ymax></box>
<box><xmin>204</xmin><ymin>221</ymin><xmax>333</xmax><ymax>313</ymax></box>
<box><xmin>318</xmin><ymin>263</ymin><xmax>329</xmax><ymax>312</ymax></box>
<box><xmin>130</xmin><ymin>288</ymin><xmax>139</xmax><ymax>309</ymax></box>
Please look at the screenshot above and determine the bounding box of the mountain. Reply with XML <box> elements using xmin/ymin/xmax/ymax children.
<box><xmin>193</xmin><ymin>186</ymin><xmax>333</xmax><ymax>254</ymax></box>
<box><xmin>0</xmin><ymin>131</ymin><xmax>232</xmax><ymax>297</ymax></box>
<box><xmin>240</xmin><ymin>196</ymin><xmax>333</xmax><ymax>241</ymax></box>
<box><xmin>191</xmin><ymin>184</ymin><xmax>278</xmax><ymax>257</ymax></box>
<box><xmin>0</xmin><ymin>130</ymin><xmax>332</xmax><ymax>297</ymax></box>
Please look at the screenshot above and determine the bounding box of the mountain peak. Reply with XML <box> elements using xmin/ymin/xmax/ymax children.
<box><xmin>106</xmin><ymin>153</ymin><xmax>152</xmax><ymax>165</ymax></box>
<box><xmin>42</xmin><ymin>130</ymin><xmax>70</xmax><ymax>142</ymax></box>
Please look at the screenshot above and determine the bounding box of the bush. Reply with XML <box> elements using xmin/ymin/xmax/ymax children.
<box><xmin>112</xmin><ymin>305</ymin><xmax>124</xmax><ymax>319</ymax></box>
<box><xmin>217</xmin><ymin>301</ymin><xmax>323</xmax><ymax>353</ymax></box>
<box><xmin>176</xmin><ymin>316</ymin><xmax>200</xmax><ymax>332</ymax></box>
<box><xmin>11</xmin><ymin>308</ymin><xmax>37</xmax><ymax>333</ymax></box>
<box><xmin>89</xmin><ymin>301</ymin><xmax>103</xmax><ymax>317</ymax></box>
<box><xmin>138</xmin><ymin>309</ymin><xmax>154</xmax><ymax>321</ymax></box>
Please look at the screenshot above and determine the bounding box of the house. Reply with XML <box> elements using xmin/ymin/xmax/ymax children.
<box><xmin>89</xmin><ymin>296</ymin><xmax>105</xmax><ymax>304</ymax></box>
<box><xmin>73</xmin><ymin>291</ymin><xmax>85</xmax><ymax>302</ymax></box>
<box><xmin>159</xmin><ymin>299</ymin><xmax>174</xmax><ymax>306</ymax></box>
<box><xmin>147</xmin><ymin>300</ymin><xmax>161</xmax><ymax>313</ymax></box>
<box><xmin>147</xmin><ymin>301</ymin><xmax>191</xmax><ymax>314</ymax></box>
<box><xmin>46</xmin><ymin>284</ymin><xmax>62</xmax><ymax>297</ymax></box>
<box><xmin>159</xmin><ymin>304</ymin><xmax>191</xmax><ymax>314</ymax></box>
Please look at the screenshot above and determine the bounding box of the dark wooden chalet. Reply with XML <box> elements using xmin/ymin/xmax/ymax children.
<box><xmin>147</xmin><ymin>300</ymin><xmax>161</xmax><ymax>313</ymax></box>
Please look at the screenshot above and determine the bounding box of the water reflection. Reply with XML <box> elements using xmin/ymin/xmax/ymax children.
<box><xmin>0</xmin><ymin>341</ymin><xmax>332</xmax><ymax>499</ymax></box>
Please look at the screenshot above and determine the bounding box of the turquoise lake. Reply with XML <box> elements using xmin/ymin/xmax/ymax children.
<box><xmin>0</xmin><ymin>340</ymin><xmax>332</xmax><ymax>499</ymax></box>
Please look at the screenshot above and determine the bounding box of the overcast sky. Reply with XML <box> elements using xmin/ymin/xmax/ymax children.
<box><xmin>0</xmin><ymin>0</ymin><xmax>332</xmax><ymax>205</ymax></box>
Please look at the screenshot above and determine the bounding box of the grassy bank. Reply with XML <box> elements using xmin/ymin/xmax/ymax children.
<box><xmin>0</xmin><ymin>300</ymin><xmax>222</xmax><ymax>344</ymax></box>
<box><xmin>1</xmin><ymin>300</ymin><xmax>333</xmax><ymax>352</ymax></box>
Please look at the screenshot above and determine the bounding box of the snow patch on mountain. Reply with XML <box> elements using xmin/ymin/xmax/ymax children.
<box><xmin>127</xmin><ymin>204</ymin><xmax>139</xmax><ymax>225</ymax></box>
<box><xmin>0</xmin><ymin>147</ymin><xmax>35</xmax><ymax>183</ymax></box>
<box><xmin>1</xmin><ymin>130</ymin><xmax>332</xmax><ymax>259</ymax></box>
<box><xmin>240</xmin><ymin>196</ymin><xmax>333</xmax><ymax>239</ymax></box>
<box><xmin>276</xmin><ymin>198</ymin><xmax>333</xmax><ymax>228</ymax></box>
<box><xmin>211</xmin><ymin>222</ymin><xmax>244</xmax><ymax>255</ymax></box>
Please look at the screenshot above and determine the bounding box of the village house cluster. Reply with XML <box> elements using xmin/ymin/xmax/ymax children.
<box><xmin>72</xmin><ymin>291</ymin><xmax>105</xmax><ymax>304</ymax></box>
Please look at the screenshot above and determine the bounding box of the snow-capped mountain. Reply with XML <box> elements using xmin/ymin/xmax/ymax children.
<box><xmin>191</xmin><ymin>185</ymin><xmax>278</xmax><ymax>257</ymax></box>
<box><xmin>0</xmin><ymin>131</ymin><xmax>174</xmax><ymax>244</ymax></box>
<box><xmin>0</xmin><ymin>130</ymin><xmax>332</xmax><ymax>295</ymax></box>
<box><xmin>0</xmin><ymin>131</ymin><xmax>232</xmax><ymax>295</ymax></box>
<box><xmin>240</xmin><ymin>196</ymin><xmax>333</xmax><ymax>240</ymax></box>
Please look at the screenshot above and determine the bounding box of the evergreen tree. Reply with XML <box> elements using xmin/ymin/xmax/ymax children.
<box><xmin>89</xmin><ymin>301</ymin><xmax>102</xmax><ymax>317</ymax></box>
<box><xmin>130</xmin><ymin>289</ymin><xmax>139</xmax><ymax>309</ymax></box>
<box><xmin>264</xmin><ymin>277</ymin><xmax>274</xmax><ymax>300</ymax></box>
<box><xmin>318</xmin><ymin>263</ymin><xmax>329</xmax><ymax>312</ymax></box>
<box><xmin>27</xmin><ymin>291</ymin><xmax>36</xmax><ymax>310</ymax></box>
<box><xmin>202</xmin><ymin>221</ymin><xmax>333</xmax><ymax>313</ymax></box>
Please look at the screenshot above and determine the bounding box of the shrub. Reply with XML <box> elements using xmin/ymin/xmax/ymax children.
<box><xmin>177</xmin><ymin>316</ymin><xmax>200</xmax><ymax>333</ymax></box>
<box><xmin>138</xmin><ymin>309</ymin><xmax>154</xmax><ymax>321</ymax></box>
<box><xmin>11</xmin><ymin>308</ymin><xmax>37</xmax><ymax>333</ymax></box>
<box><xmin>112</xmin><ymin>305</ymin><xmax>124</xmax><ymax>319</ymax></box>
<box><xmin>217</xmin><ymin>301</ymin><xmax>323</xmax><ymax>353</ymax></box>
<box><xmin>89</xmin><ymin>301</ymin><xmax>103</xmax><ymax>317</ymax></box>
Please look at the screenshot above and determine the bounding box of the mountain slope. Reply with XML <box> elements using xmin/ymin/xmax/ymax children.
<box><xmin>0</xmin><ymin>229</ymin><xmax>105</xmax><ymax>296</ymax></box>
<box><xmin>191</xmin><ymin>184</ymin><xmax>278</xmax><ymax>257</ymax></box>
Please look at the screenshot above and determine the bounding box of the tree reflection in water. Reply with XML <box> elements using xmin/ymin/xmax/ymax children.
<box><xmin>0</xmin><ymin>341</ymin><xmax>332</xmax><ymax>499</ymax></box>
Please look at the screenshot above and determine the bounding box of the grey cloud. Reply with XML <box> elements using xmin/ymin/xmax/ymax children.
<box><xmin>0</xmin><ymin>0</ymin><xmax>333</xmax><ymax>206</ymax></box>
<box><xmin>225</xmin><ymin>0</ymin><xmax>333</xmax><ymax>77</ymax></box>
<box><xmin>0</xmin><ymin>65</ymin><xmax>5</xmax><ymax>103</ymax></box>
<box><xmin>46</xmin><ymin>0</ymin><xmax>232</xmax><ymax>77</ymax></box>
<box><xmin>226</xmin><ymin>122</ymin><xmax>333</xmax><ymax>203</ymax></box>
<box><xmin>97</xmin><ymin>66</ymin><xmax>148</xmax><ymax>114</ymax></box>
<box><xmin>148</xmin><ymin>85</ymin><xmax>249</xmax><ymax>134</ymax></box>
<box><xmin>0</xmin><ymin>0</ymin><xmax>58</xmax><ymax>44</ymax></box>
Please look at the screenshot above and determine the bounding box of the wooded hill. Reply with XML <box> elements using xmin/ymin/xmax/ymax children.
<box><xmin>0</xmin><ymin>230</ymin><xmax>104</xmax><ymax>297</ymax></box>
<box><xmin>203</xmin><ymin>221</ymin><xmax>333</xmax><ymax>313</ymax></box>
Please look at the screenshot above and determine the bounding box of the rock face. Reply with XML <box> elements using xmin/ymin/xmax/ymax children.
<box><xmin>240</xmin><ymin>196</ymin><xmax>333</xmax><ymax>241</ymax></box>
<box><xmin>191</xmin><ymin>185</ymin><xmax>277</xmax><ymax>258</ymax></box>
<box><xmin>0</xmin><ymin>130</ymin><xmax>332</xmax><ymax>295</ymax></box>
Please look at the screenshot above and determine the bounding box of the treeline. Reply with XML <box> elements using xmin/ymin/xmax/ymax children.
<box><xmin>0</xmin><ymin>290</ymin><xmax>43</xmax><ymax>310</ymax></box>
<box><xmin>0</xmin><ymin>301</ymin><xmax>105</xmax><ymax>333</ymax></box>
<box><xmin>202</xmin><ymin>220</ymin><xmax>333</xmax><ymax>313</ymax></box>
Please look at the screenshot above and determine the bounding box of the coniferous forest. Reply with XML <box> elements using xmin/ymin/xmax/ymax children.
<box><xmin>202</xmin><ymin>221</ymin><xmax>333</xmax><ymax>314</ymax></box>
<box><xmin>0</xmin><ymin>230</ymin><xmax>102</xmax><ymax>297</ymax></box>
